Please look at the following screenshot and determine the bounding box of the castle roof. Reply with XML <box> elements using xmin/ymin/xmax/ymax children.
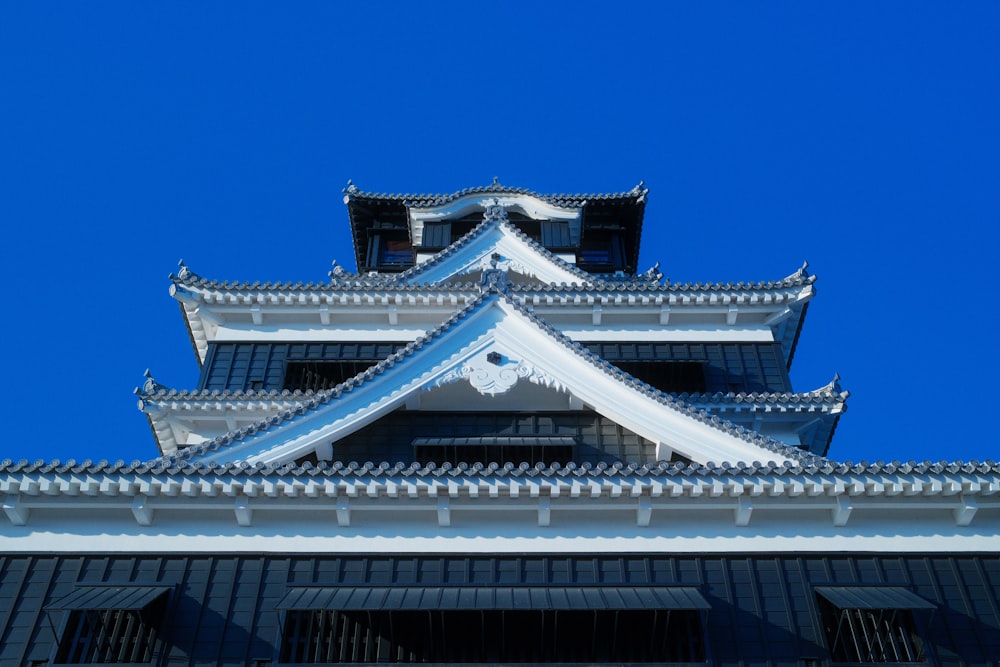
<box><xmin>170</xmin><ymin>261</ymin><xmax>813</xmax><ymax>366</ymax></box>
<box><xmin>156</xmin><ymin>275</ymin><xmax>819</xmax><ymax>468</ymax></box>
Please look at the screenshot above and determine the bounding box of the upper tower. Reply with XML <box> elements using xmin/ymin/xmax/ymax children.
<box><xmin>343</xmin><ymin>178</ymin><xmax>647</xmax><ymax>277</ymax></box>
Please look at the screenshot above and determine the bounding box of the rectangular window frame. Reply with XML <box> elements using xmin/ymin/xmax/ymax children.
<box><xmin>815</xmin><ymin>587</ymin><xmax>932</xmax><ymax>665</ymax></box>
<box><xmin>46</xmin><ymin>586</ymin><xmax>171</xmax><ymax>666</ymax></box>
<box><xmin>275</xmin><ymin>586</ymin><xmax>711</xmax><ymax>665</ymax></box>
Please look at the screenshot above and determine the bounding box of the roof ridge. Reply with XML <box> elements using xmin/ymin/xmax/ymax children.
<box><xmin>676</xmin><ymin>388</ymin><xmax>849</xmax><ymax>404</ymax></box>
<box><xmin>4</xmin><ymin>457</ymin><xmax>998</xmax><ymax>477</ymax></box>
<box><xmin>342</xmin><ymin>179</ymin><xmax>649</xmax><ymax>207</ymax></box>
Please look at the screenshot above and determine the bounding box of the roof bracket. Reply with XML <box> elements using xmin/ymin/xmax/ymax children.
<box><xmin>954</xmin><ymin>494</ymin><xmax>978</xmax><ymax>526</ymax></box>
<box><xmin>832</xmin><ymin>495</ymin><xmax>852</xmax><ymax>526</ymax></box>
<box><xmin>3</xmin><ymin>494</ymin><xmax>29</xmax><ymax>526</ymax></box>
<box><xmin>131</xmin><ymin>498</ymin><xmax>154</xmax><ymax>526</ymax></box>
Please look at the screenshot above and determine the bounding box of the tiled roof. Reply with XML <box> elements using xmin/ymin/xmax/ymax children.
<box><xmin>678</xmin><ymin>375</ymin><xmax>849</xmax><ymax>408</ymax></box>
<box><xmin>1</xmin><ymin>457</ymin><xmax>996</xmax><ymax>479</ymax></box>
<box><xmin>155</xmin><ymin>278</ymin><xmax>826</xmax><ymax>468</ymax></box>
<box><xmin>342</xmin><ymin>179</ymin><xmax>649</xmax><ymax>208</ymax></box>
<box><xmin>171</xmin><ymin>260</ymin><xmax>813</xmax><ymax>296</ymax></box>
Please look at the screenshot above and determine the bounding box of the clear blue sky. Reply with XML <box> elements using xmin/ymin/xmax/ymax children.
<box><xmin>1</xmin><ymin>3</ymin><xmax>997</xmax><ymax>465</ymax></box>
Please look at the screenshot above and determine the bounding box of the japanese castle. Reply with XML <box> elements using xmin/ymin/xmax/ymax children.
<box><xmin>1</xmin><ymin>181</ymin><xmax>998</xmax><ymax>665</ymax></box>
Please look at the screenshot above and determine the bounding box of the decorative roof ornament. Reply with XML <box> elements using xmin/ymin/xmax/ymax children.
<box><xmin>436</xmin><ymin>356</ymin><xmax>540</xmax><ymax>397</ymax></box>
<box><xmin>328</xmin><ymin>260</ymin><xmax>347</xmax><ymax>280</ymax></box>
<box><xmin>137</xmin><ymin>369</ymin><xmax>165</xmax><ymax>396</ymax></box>
<box><xmin>345</xmin><ymin>179</ymin><xmax>359</xmax><ymax>194</ymax></box>
<box><xmin>638</xmin><ymin>262</ymin><xmax>663</xmax><ymax>283</ymax></box>
<box><xmin>176</xmin><ymin>259</ymin><xmax>191</xmax><ymax>280</ymax></box>
<box><xmin>483</xmin><ymin>197</ymin><xmax>508</xmax><ymax>222</ymax></box>
<box><xmin>479</xmin><ymin>266</ymin><xmax>510</xmax><ymax>294</ymax></box>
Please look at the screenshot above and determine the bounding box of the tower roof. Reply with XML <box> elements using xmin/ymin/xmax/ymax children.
<box><xmin>158</xmin><ymin>274</ymin><xmax>818</xmax><ymax>468</ymax></box>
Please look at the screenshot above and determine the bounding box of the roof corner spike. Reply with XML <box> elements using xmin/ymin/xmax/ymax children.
<box><xmin>345</xmin><ymin>179</ymin><xmax>358</xmax><ymax>194</ymax></box>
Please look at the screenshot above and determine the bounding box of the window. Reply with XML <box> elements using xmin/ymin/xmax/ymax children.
<box><xmin>540</xmin><ymin>221</ymin><xmax>572</xmax><ymax>249</ymax></box>
<box><xmin>277</xmin><ymin>586</ymin><xmax>709</xmax><ymax>664</ymax></box>
<box><xmin>412</xmin><ymin>436</ymin><xmax>575</xmax><ymax>466</ymax></box>
<box><xmin>365</xmin><ymin>226</ymin><xmax>412</xmax><ymax>272</ymax></box>
<box><xmin>421</xmin><ymin>222</ymin><xmax>451</xmax><ymax>249</ymax></box>
<box><xmin>284</xmin><ymin>361</ymin><xmax>383</xmax><ymax>392</ymax></box>
<box><xmin>47</xmin><ymin>586</ymin><xmax>170</xmax><ymax>664</ymax></box>
<box><xmin>816</xmin><ymin>587</ymin><xmax>931</xmax><ymax>663</ymax></box>
<box><xmin>577</xmin><ymin>230</ymin><xmax>626</xmax><ymax>273</ymax></box>
<box><xmin>608</xmin><ymin>360</ymin><xmax>708</xmax><ymax>394</ymax></box>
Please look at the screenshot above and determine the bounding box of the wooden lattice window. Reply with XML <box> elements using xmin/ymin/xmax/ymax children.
<box><xmin>816</xmin><ymin>589</ymin><xmax>929</xmax><ymax>663</ymax></box>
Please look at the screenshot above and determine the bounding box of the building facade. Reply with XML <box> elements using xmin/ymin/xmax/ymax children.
<box><xmin>1</xmin><ymin>182</ymin><xmax>998</xmax><ymax>665</ymax></box>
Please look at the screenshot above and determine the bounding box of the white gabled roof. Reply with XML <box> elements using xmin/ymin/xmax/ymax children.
<box><xmin>395</xmin><ymin>204</ymin><xmax>592</xmax><ymax>286</ymax></box>
<box><xmin>167</xmin><ymin>273</ymin><xmax>813</xmax><ymax>469</ymax></box>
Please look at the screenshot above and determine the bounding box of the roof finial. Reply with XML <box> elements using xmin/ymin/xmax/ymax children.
<box><xmin>492</xmin><ymin>176</ymin><xmax>500</xmax><ymax>186</ymax></box>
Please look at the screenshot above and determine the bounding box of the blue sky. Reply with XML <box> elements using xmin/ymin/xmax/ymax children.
<box><xmin>1</xmin><ymin>3</ymin><xmax>997</xmax><ymax>465</ymax></box>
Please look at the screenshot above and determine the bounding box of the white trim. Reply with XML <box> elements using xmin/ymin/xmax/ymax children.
<box><xmin>1</xmin><ymin>507</ymin><xmax>996</xmax><ymax>554</ymax></box>
<box><xmin>204</xmin><ymin>324</ymin><xmax>776</xmax><ymax>344</ymax></box>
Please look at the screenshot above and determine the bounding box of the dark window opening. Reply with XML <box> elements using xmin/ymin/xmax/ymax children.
<box><xmin>284</xmin><ymin>361</ymin><xmax>381</xmax><ymax>392</ymax></box>
<box><xmin>54</xmin><ymin>596</ymin><xmax>166</xmax><ymax>664</ymax></box>
<box><xmin>280</xmin><ymin>607</ymin><xmax>705</xmax><ymax>663</ymax></box>
<box><xmin>413</xmin><ymin>437</ymin><xmax>575</xmax><ymax>466</ymax></box>
<box><xmin>578</xmin><ymin>230</ymin><xmax>626</xmax><ymax>273</ymax></box>
<box><xmin>609</xmin><ymin>361</ymin><xmax>708</xmax><ymax>394</ymax></box>
<box><xmin>365</xmin><ymin>228</ymin><xmax>413</xmax><ymax>272</ymax></box>
<box><xmin>817</xmin><ymin>595</ymin><xmax>925</xmax><ymax>663</ymax></box>
<box><xmin>507</xmin><ymin>212</ymin><xmax>541</xmax><ymax>244</ymax></box>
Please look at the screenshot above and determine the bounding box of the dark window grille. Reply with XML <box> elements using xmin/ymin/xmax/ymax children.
<box><xmin>280</xmin><ymin>607</ymin><xmax>705</xmax><ymax>663</ymax></box>
<box><xmin>55</xmin><ymin>603</ymin><xmax>164</xmax><ymax>664</ymax></box>
<box><xmin>284</xmin><ymin>361</ymin><xmax>384</xmax><ymax>392</ymax></box>
<box><xmin>413</xmin><ymin>437</ymin><xmax>575</xmax><ymax>466</ymax></box>
<box><xmin>607</xmin><ymin>360</ymin><xmax>708</xmax><ymax>393</ymax></box>
<box><xmin>577</xmin><ymin>231</ymin><xmax>626</xmax><ymax>273</ymax></box>
<box><xmin>818</xmin><ymin>596</ymin><xmax>925</xmax><ymax>663</ymax></box>
<box><xmin>365</xmin><ymin>229</ymin><xmax>413</xmax><ymax>272</ymax></box>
